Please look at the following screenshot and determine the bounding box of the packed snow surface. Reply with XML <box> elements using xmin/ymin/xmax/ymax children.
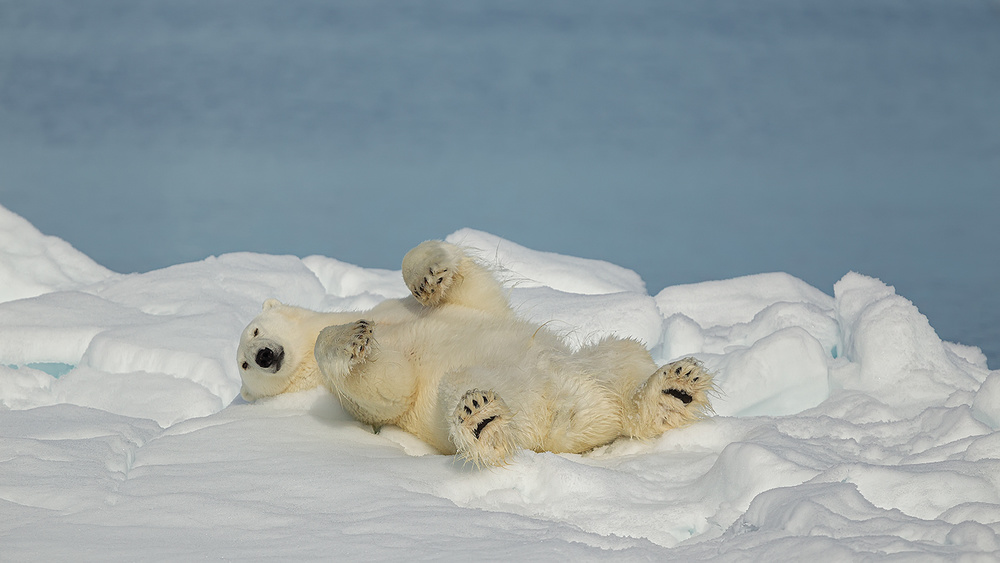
<box><xmin>1</xmin><ymin>205</ymin><xmax>998</xmax><ymax>560</ymax></box>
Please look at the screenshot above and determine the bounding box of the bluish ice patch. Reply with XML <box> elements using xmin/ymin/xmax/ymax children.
<box><xmin>9</xmin><ymin>362</ymin><xmax>77</xmax><ymax>379</ymax></box>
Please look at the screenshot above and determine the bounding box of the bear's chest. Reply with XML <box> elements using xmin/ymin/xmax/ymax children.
<box><xmin>378</xmin><ymin>309</ymin><xmax>559</xmax><ymax>373</ymax></box>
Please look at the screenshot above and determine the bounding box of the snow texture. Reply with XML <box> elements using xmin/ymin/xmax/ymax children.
<box><xmin>1</xmin><ymin>205</ymin><xmax>997</xmax><ymax>560</ymax></box>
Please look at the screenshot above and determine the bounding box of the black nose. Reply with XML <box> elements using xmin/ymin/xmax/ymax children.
<box><xmin>256</xmin><ymin>346</ymin><xmax>283</xmax><ymax>369</ymax></box>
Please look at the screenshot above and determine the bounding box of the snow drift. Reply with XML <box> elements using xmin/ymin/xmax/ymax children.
<box><xmin>0</xmin><ymin>204</ymin><xmax>997</xmax><ymax>560</ymax></box>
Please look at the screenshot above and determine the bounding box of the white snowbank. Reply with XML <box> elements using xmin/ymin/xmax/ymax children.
<box><xmin>0</xmin><ymin>204</ymin><xmax>113</xmax><ymax>302</ymax></box>
<box><xmin>447</xmin><ymin>228</ymin><xmax>648</xmax><ymax>295</ymax></box>
<box><xmin>0</xmin><ymin>205</ymin><xmax>997</xmax><ymax>560</ymax></box>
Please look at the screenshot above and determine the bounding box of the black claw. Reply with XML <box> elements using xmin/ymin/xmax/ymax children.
<box><xmin>464</xmin><ymin>406</ymin><xmax>472</xmax><ymax>415</ymax></box>
<box><xmin>472</xmin><ymin>399</ymin><xmax>479</xmax><ymax>408</ymax></box>
<box><xmin>675</xmin><ymin>366</ymin><xmax>682</xmax><ymax>375</ymax></box>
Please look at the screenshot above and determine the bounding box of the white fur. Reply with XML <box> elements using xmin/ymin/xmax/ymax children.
<box><xmin>238</xmin><ymin>241</ymin><xmax>713</xmax><ymax>466</ymax></box>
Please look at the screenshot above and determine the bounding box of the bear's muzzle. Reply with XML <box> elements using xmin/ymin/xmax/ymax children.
<box><xmin>253</xmin><ymin>343</ymin><xmax>284</xmax><ymax>373</ymax></box>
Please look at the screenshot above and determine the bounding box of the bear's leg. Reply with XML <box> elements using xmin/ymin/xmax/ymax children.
<box><xmin>449</xmin><ymin>389</ymin><xmax>520</xmax><ymax>467</ymax></box>
<box><xmin>401</xmin><ymin>241</ymin><xmax>512</xmax><ymax>315</ymax></box>
<box><xmin>315</xmin><ymin>320</ymin><xmax>415</xmax><ymax>425</ymax></box>
<box><xmin>629</xmin><ymin>357</ymin><xmax>714</xmax><ymax>438</ymax></box>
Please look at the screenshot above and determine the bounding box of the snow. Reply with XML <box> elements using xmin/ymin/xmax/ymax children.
<box><xmin>0</xmin><ymin>205</ymin><xmax>114</xmax><ymax>303</ymax></box>
<box><xmin>1</xmin><ymin>206</ymin><xmax>997</xmax><ymax>560</ymax></box>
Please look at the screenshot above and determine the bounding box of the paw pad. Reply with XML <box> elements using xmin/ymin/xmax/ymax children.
<box><xmin>662</xmin><ymin>388</ymin><xmax>694</xmax><ymax>404</ymax></box>
<box><xmin>410</xmin><ymin>266</ymin><xmax>455</xmax><ymax>306</ymax></box>
<box><xmin>634</xmin><ymin>357</ymin><xmax>714</xmax><ymax>435</ymax></box>
<box><xmin>451</xmin><ymin>389</ymin><xmax>517</xmax><ymax>467</ymax></box>
<box><xmin>455</xmin><ymin>389</ymin><xmax>502</xmax><ymax>437</ymax></box>
<box><xmin>410</xmin><ymin>266</ymin><xmax>454</xmax><ymax>305</ymax></box>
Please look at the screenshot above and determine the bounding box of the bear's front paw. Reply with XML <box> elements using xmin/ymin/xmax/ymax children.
<box><xmin>634</xmin><ymin>357</ymin><xmax>714</xmax><ymax>434</ymax></box>
<box><xmin>411</xmin><ymin>265</ymin><xmax>456</xmax><ymax>307</ymax></box>
<box><xmin>315</xmin><ymin>320</ymin><xmax>377</xmax><ymax>378</ymax></box>
<box><xmin>345</xmin><ymin>319</ymin><xmax>374</xmax><ymax>363</ymax></box>
<box><xmin>402</xmin><ymin>241</ymin><xmax>463</xmax><ymax>307</ymax></box>
<box><xmin>450</xmin><ymin>389</ymin><xmax>518</xmax><ymax>467</ymax></box>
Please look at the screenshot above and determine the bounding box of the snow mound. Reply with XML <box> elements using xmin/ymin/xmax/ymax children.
<box><xmin>0</xmin><ymin>204</ymin><xmax>997</xmax><ymax>560</ymax></box>
<box><xmin>447</xmin><ymin>228</ymin><xmax>647</xmax><ymax>295</ymax></box>
<box><xmin>0</xmin><ymin>205</ymin><xmax>114</xmax><ymax>303</ymax></box>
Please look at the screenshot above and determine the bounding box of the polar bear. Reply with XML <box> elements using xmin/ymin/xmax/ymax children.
<box><xmin>238</xmin><ymin>241</ymin><xmax>713</xmax><ymax>466</ymax></box>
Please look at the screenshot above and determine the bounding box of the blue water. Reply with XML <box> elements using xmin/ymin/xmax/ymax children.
<box><xmin>1</xmin><ymin>0</ymin><xmax>998</xmax><ymax>367</ymax></box>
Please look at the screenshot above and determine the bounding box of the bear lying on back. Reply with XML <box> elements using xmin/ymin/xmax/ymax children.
<box><xmin>238</xmin><ymin>240</ymin><xmax>714</xmax><ymax>467</ymax></box>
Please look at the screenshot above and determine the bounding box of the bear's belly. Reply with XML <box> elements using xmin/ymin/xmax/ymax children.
<box><xmin>371</xmin><ymin>307</ymin><xmax>571</xmax><ymax>452</ymax></box>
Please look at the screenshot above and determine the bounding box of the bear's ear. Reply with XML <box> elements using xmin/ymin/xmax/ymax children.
<box><xmin>262</xmin><ymin>298</ymin><xmax>283</xmax><ymax>311</ymax></box>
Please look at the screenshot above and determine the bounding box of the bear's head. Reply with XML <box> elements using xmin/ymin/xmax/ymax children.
<box><xmin>237</xmin><ymin>299</ymin><xmax>324</xmax><ymax>401</ymax></box>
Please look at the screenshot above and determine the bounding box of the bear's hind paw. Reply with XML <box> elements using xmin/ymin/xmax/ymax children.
<box><xmin>450</xmin><ymin>389</ymin><xmax>518</xmax><ymax>468</ymax></box>
<box><xmin>634</xmin><ymin>357</ymin><xmax>714</xmax><ymax>435</ymax></box>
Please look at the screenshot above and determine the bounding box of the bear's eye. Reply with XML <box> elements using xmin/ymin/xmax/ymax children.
<box><xmin>253</xmin><ymin>328</ymin><xmax>259</xmax><ymax>337</ymax></box>
<box><xmin>242</xmin><ymin>361</ymin><xmax>249</xmax><ymax>370</ymax></box>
